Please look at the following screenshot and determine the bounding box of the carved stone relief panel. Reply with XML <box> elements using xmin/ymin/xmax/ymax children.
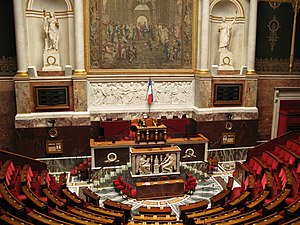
<box><xmin>89</xmin><ymin>81</ymin><xmax>193</xmax><ymax>107</ymax></box>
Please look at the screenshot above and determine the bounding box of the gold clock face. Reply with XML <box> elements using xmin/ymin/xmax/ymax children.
<box><xmin>47</xmin><ymin>56</ymin><xmax>56</xmax><ymax>65</ymax></box>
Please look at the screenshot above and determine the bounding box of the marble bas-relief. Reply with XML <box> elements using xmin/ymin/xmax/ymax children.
<box><xmin>89</xmin><ymin>81</ymin><xmax>193</xmax><ymax>106</ymax></box>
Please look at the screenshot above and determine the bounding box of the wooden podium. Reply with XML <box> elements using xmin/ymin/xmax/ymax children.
<box><xmin>136</xmin><ymin>125</ymin><xmax>167</xmax><ymax>143</ymax></box>
<box><xmin>136</xmin><ymin>179</ymin><xmax>184</xmax><ymax>200</ymax></box>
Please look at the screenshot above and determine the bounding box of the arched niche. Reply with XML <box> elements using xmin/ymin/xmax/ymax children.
<box><xmin>25</xmin><ymin>0</ymin><xmax>75</xmax><ymax>70</ymax></box>
<box><xmin>209</xmin><ymin>0</ymin><xmax>246</xmax><ymax>70</ymax></box>
<box><xmin>210</xmin><ymin>0</ymin><xmax>244</xmax><ymax>18</ymax></box>
<box><xmin>27</xmin><ymin>0</ymin><xmax>73</xmax><ymax>12</ymax></box>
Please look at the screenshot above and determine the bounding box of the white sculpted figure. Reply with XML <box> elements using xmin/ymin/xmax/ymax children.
<box><xmin>218</xmin><ymin>14</ymin><xmax>236</xmax><ymax>52</ymax></box>
<box><xmin>160</xmin><ymin>153</ymin><xmax>176</xmax><ymax>173</ymax></box>
<box><xmin>138</xmin><ymin>155</ymin><xmax>151</xmax><ymax>175</ymax></box>
<box><xmin>43</xmin><ymin>9</ymin><xmax>60</xmax><ymax>51</ymax></box>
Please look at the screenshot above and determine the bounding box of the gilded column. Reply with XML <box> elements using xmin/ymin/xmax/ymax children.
<box><xmin>247</xmin><ymin>0</ymin><xmax>258</xmax><ymax>74</ymax></box>
<box><xmin>13</xmin><ymin>0</ymin><xmax>28</xmax><ymax>76</ymax></box>
<box><xmin>199</xmin><ymin>0</ymin><xmax>210</xmax><ymax>74</ymax></box>
<box><xmin>73</xmin><ymin>0</ymin><xmax>86</xmax><ymax>76</ymax></box>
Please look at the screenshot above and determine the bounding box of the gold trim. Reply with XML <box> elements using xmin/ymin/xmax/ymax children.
<box><xmin>246</xmin><ymin>70</ymin><xmax>257</xmax><ymax>75</ymax></box>
<box><xmin>73</xmin><ymin>69</ymin><xmax>87</xmax><ymax>76</ymax></box>
<box><xmin>15</xmin><ymin>71</ymin><xmax>29</xmax><ymax>77</ymax></box>
<box><xmin>84</xmin><ymin>0</ymin><xmax>198</xmax><ymax>75</ymax></box>
<box><xmin>87</xmin><ymin>68</ymin><xmax>194</xmax><ymax>75</ymax></box>
<box><xmin>289</xmin><ymin>0</ymin><xmax>299</xmax><ymax>74</ymax></box>
<box><xmin>195</xmin><ymin>69</ymin><xmax>210</xmax><ymax>76</ymax></box>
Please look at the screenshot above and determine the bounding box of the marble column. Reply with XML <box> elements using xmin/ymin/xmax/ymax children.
<box><xmin>247</xmin><ymin>0</ymin><xmax>258</xmax><ymax>75</ymax></box>
<box><xmin>199</xmin><ymin>0</ymin><xmax>210</xmax><ymax>74</ymax></box>
<box><xmin>13</xmin><ymin>0</ymin><xmax>28</xmax><ymax>76</ymax></box>
<box><xmin>73</xmin><ymin>0</ymin><xmax>86</xmax><ymax>76</ymax></box>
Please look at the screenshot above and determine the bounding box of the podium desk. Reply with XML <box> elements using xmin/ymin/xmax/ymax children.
<box><xmin>136</xmin><ymin>179</ymin><xmax>184</xmax><ymax>200</ymax></box>
<box><xmin>136</xmin><ymin>125</ymin><xmax>167</xmax><ymax>143</ymax></box>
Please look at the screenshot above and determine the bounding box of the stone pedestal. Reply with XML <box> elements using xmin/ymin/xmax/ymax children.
<box><xmin>42</xmin><ymin>50</ymin><xmax>62</xmax><ymax>71</ymax></box>
<box><xmin>219</xmin><ymin>51</ymin><xmax>234</xmax><ymax>70</ymax></box>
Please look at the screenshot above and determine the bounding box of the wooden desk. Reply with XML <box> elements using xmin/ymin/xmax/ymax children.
<box><xmin>20</xmin><ymin>185</ymin><xmax>48</xmax><ymax>213</ymax></box>
<box><xmin>27</xmin><ymin>209</ymin><xmax>73</xmax><ymax>225</ymax></box>
<box><xmin>179</xmin><ymin>200</ymin><xmax>209</xmax><ymax>221</ymax></box>
<box><xmin>263</xmin><ymin>188</ymin><xmax>291</xmax><ymax>215</ymax></box>
<box><xmin>103</xmin><ymin>199</ymin><xmax>132</xmax><ymax>223</ymax></box>
<box><xmin>210</xmin><ymin>189</ymin><xmax>230</xmax><ymax>207</ymax></box>
<box><xmin>138</xmin><ymin>206</ymin><xmax>172</xmax><ymax>214</ymax></box>
<box><xmin>244</xmin><ymin>212</ymin><xmax>283</xmax><ymax>225</ymax></box>
<box><xmin>0</xmin><ymin>183</ymin><xmax>26</xmax><ymax>218</ymax></box>
<box><xmin>245</xmin><ymin>190</ymin><xmax>270</xmax><ymax>212</ymax></box>
<box><xmin>136</xmin><ymin>179</ymin><xmax>184</xmax><ymax>200</ymax></box>
<box><xmin>284</xmin><ymin>196</ymin><xmax>300</xmax><ymax>219</ymax></box>
<box><xmin>186</xmin><ymin>206</ymin><xmax>224</xmax><ymax>225</ymax></box>
<box><xmin>85</xmin><ymin>204</ymin><xmax>124</xmax><ymax>225</ymax></box>
<box><xmin>133</xmin><ymin>214</ymin><xmax>177</xmax><ymax>222</ymax></box>
<box><xmin>91</xmin><ymin>134</ymin><xmax>208</xmax><ymax>169</ymax></box>
<box><xmin>42</xmin><ymin>188</ymin><xmax>67</xmax><ymax>210</ymax></box>
<box><xmin>82</xmin><ymin>187</ymin><xmax>100</xmax><ymax>205</ymax></box>
<box><xmin>227</xmin><ymin>191</ymin><xmax>251</xmax><ymax>209</ymax></box>
<box><xmin>214</xmin><ymin>211</ymin><xmax>261</xmax><ymax>225</ymax></box>
<box><xmin>62</xmin><ymin>188</ymin><xmax>84</xmax><ymax>207</ymax></box>
<box><xmin>70</xmin><ymin>207</ymin><xmax>115</xmax><ymax>225</ymax></box>
<box><xmin>50</xmin><ymin>208</ymin><xmax>102</xmax><ymax>225</ymax></box>
<box><xmin>194</xmin><ymin>209</ymin><xmax>240</xmax><ymax>224</ymax></box>
<box><xmin>0</xmin><ymin>212</ymin><xmax>34</xmax><ymax>225</ymax></box>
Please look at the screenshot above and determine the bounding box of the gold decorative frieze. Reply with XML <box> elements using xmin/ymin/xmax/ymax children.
<box><xmin>0</xmin><ymin>56</ymin><xmax>17</xmax><ymax>73</ymax></box>
<box><xmin>255</xmin><ymin>58</ymin><xmax>289</xmax><ymax>73</ymax></box>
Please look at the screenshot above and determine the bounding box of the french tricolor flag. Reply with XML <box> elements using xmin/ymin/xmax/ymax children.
<box><xmin>147</xmin><ymin>78</ymin><xmax>153</xmax><ymax>105</ymax></box>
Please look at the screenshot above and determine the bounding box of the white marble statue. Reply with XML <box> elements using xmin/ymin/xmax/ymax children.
<box><xmin>218</xmin><ymin>14</ymin><xmax>236</xmax><ymax>52</ymax></box>
<box><xmin>160</xmin><ymin>153</ymin><xmax>176</xmax><ymax>173</ymax></box>
<box><xmin>137</xmin><ymin>155</ymin><xmax>151</xmax><ymax>175</ymax></box>
<box><xmin>43</xmin><ymin>9</ymin><xmax>60</xmax><ymax>51</ymax></box>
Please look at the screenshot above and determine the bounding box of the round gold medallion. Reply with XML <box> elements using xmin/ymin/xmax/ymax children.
<box><xmin>47</xmin><ymin>56</ymin><xmax>56</xmax><ymax>65</ymax></box>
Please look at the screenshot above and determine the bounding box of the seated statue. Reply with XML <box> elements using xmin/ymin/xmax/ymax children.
<box><xmin>160</xmin><ymin>153</ymin><xmax>176</xmax><ymax>173</ymax></box>
<box><xmin>137</xmin><ymin>155</ymin><xmax>151</xmax><ymax>175</ymax></box>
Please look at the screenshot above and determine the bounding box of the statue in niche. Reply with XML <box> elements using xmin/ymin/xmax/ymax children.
<box><xmin>160</xmin><ymin>153</ymin><xmax>176</xmax><ymax>173</ymax></box>
<box><xmin>218</xmin><ymin>14</ymin><xmax>236</xmax><ymax>53</ymax></box>
<box><xmin>43</xmin><ymin>9</ymin><xmax>60</xmax><ymax>51</ymax></box>
<box><xmin>137</xmin><ymin>155</ymin><xmax>151</xmax><ymax>175</ymax></box>
<box><xmin>217</xmin><ymin>13</ymin><xmax>237</xmax><ymax>69</ymax></box>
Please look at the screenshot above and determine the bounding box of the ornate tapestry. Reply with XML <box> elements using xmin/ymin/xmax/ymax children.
<box><xmin>88</xmin><ymin>0</ymin><xmax>193</xmax><ymax>70</ymax></box>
